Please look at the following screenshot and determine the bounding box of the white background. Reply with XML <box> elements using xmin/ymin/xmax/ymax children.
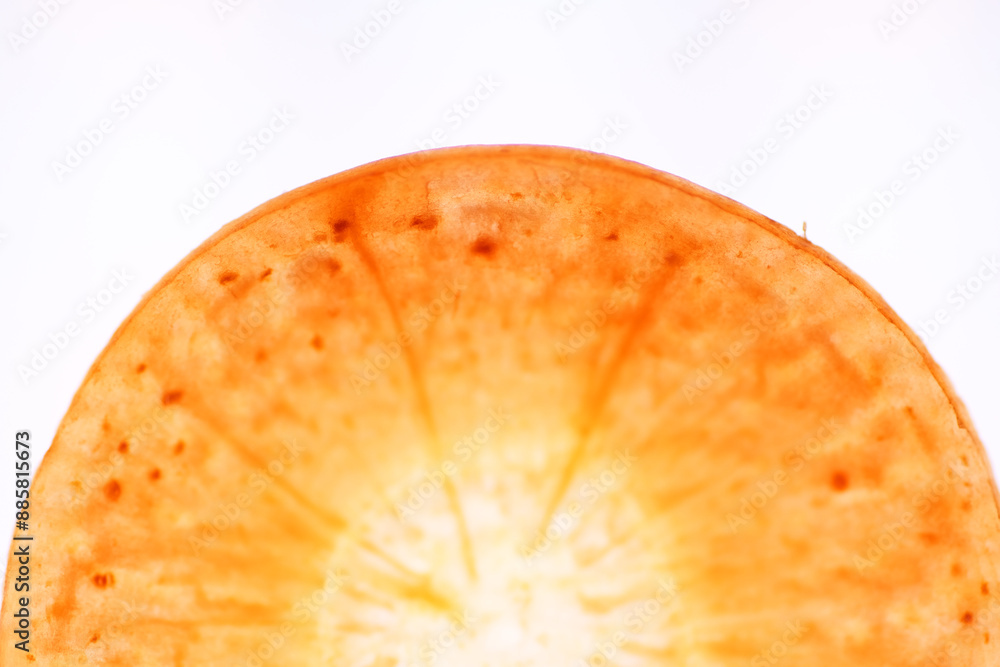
<box><xmin>1</xmin><ymin>0</ymin><xmax>998</xmax><ymax>581</ymax></box>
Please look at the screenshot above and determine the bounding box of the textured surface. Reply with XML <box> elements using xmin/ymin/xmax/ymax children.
<box><xmin>3</xmin><ymin>145</ymin><xmax>998</xmax><ymax>665</ymax></box>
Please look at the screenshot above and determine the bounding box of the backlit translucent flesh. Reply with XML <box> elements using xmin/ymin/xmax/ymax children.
<box><xmin>3</xmin><ymin>146</ymin><xmax>998</xmax><ymax>666</ymax></box>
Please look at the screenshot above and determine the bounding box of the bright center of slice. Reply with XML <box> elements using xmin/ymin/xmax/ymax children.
<box><xmin>312</xmin><ymin>466</ymin><xmax>682</xmax><ymax>666</ymax></box>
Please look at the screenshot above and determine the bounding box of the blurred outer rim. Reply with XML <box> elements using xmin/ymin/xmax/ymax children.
<box><xmin>5</xmin><ymin>143</ymin><xmax>998</xmax><ymax>604</ymax></box>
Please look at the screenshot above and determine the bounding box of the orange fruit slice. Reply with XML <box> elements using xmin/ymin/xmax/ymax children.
<box><xmin>3</xmin><ymin>145</ymin><xmax>997</xmax><ymax>666</ymax></box>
